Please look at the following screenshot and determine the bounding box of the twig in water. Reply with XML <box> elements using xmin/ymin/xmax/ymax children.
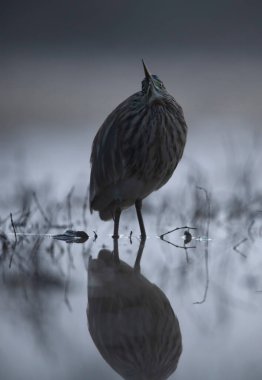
<box><xmin>9</xmin><ymin>213</ymin><xmax>17</xmax><ymax>268</ymax></box>
<box><xmin>9</xmin><ymin>213</ymin><xmax>17</xmax><ymax>248</ymax></box>
<box><xmin>1</xmin><ymin>211</ymin><xmax>18</xmax><ymax>226</ymax></box>
<box><xmin>31</xmin><ymin>236</ymin><xmax>45</xmax><ymax>257</ymax></box>
<box><xmin>32</xmin><ymin>192</ymin><xmax>52</xmax><ymax>226</ymax></box>
<box><xmin>233</xmin><ymin>238</ymin><xmax>248</xmax><ymax>258</ymax></box>
<box><xmin>93</xmin><ymin>231</ymin><xmax>98</xmax><ymax>241</ymax></box>
<box><xmin>247</xmin><ymin>211</ymin><xmax>262</xmax><ymax>242</ymax></box>
<box><xmin>0</xmin><ymin>233</ymin><xmax>9</xmax><ymax>259</ymax></box>
<box><xmin>14</xmin><ymin>209</ymin><xmax>32</xmax><ymax>227</ymax></box>
<box><xmin>129</xmin><ymin>230</ymin><xmax>133</xmax><ymax>244</ymax></box>
<box><xmin>194</xmin><ymin>186</ymin><xmax>210</xmax><ymax>304</ymax></box>
<box><xmin>234</xmin><ymin>211</ymin><xmax>262</xmax><ymax>257</ymax></box>
<box><xmin>66</xmin><ymin>186</ymin><xmax>74</xmax><ymax>228</ymax></box>
<box><xmin>247</xmin><ymin>220</ymin><xmax>255</xmax><ymax>242</ymax></box>
<box><xmin>64</xmin><ymin>254</ymin><xmax>73</xmax><ymax>312</ymax></box>
<box><xmin>32</xmin><ymin>191</ymin><xmax>67</xmax><ymax>229</ymax></box>
<box><xmin>160</xmin><ymin>226</ymin><xmax>197</xmax><ymax>240</ymax></box>
<box><xmin>82</xmin><ymin>185</ymin><xmax>89</xmax><ymax>228</ymax></box>
<box><xmin>161</xmin><ymin>236</ymin><xmax>196</xmax><ymax>263</ymax></box>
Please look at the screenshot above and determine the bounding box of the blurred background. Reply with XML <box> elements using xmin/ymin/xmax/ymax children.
<box><xmin>1</xmin><ymin>1</ymin><xmax>262</xmax><ymax>380</ymax></box>
<box><xmin>1</xmin><ymin>0</ymin><xmax>262</xmax><ymax>192</ymax></box>
<box><xmin>1</xmin><ymin>0</ymin><xmax>262</xmax><ymax>134</ymax></box>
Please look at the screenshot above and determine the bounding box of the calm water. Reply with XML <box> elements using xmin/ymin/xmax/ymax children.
<box><xmin>1</xmin><ymin>53</ymin><xmax>262</xmax><ymax>379</ymax></box>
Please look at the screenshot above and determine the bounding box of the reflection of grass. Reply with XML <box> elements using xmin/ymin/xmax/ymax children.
<box><xmin>1</xmin><ymin>156</ymin><xmax>262</xmax><ymax>302</ymax></box>
<box><xmin>0</xmin><ymin>185</ymin><xmax>91</xmax><ymax>320</ymax></box>
<box><xmin>157</xmin><ymin>159</ymin><xmax>262</xmax><ymax>249</ymax></box>
<box><xmin>154</xmin><ymin>159</ymin><xmax>262</xmax><ymax>303</ymax></box>
<box><xmin>193</xmin><ymin>186</ymin><xmax>210</xmax><ymax>304</ymax></box>
<box><xmin>0</xmin><ymin>188</ymin><xmax>88</xmax><ymax>352</ymax></box>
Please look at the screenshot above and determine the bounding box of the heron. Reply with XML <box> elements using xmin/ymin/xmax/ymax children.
<box><xmin>89</xmin><ymin>60</ymin><xmax>187</xmax><ymax>239</ymax></box>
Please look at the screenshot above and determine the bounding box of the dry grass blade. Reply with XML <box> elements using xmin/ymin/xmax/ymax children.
<box><xmin>9</xmin><ymin>213</ymin><xmax>17</xmax><ymax>268</ymax></box>
<box><xmin>194</xmin><ymin>186</ymin><xmax>210</xmax><ymax>305</ymax></box>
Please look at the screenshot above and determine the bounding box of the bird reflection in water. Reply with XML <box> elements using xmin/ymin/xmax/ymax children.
<box><xmin>87</xmin><ymin>239</ymin><xmax>182</xmax><ymax>380</ymax></box>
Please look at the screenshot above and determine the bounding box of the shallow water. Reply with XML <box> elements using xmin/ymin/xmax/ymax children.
<box><xmin>1</xmin><ymin>53</ymin><xmax>262</xmax><ymax>379</ymax></box>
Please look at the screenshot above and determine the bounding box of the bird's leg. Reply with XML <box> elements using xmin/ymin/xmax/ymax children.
<box><xmin>112</xmin><ymin>207</ymin><xmax>121</xmax><ymax>239</ymax></box>
<box><xmin>135</xmin><ymin>199</ymin><xmax>147</xmax><ymax>239</ymax></box>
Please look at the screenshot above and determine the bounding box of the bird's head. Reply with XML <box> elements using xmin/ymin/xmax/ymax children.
<box><xmin>141</xmin><ymin>60</ymin><xmax>167</xmax><ymax>105</ymax></box>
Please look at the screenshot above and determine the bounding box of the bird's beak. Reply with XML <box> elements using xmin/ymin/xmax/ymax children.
<box><xmin>142</xmin><ymin>59</ymin><xmax>152</xmax><ymax>82</ymax></box>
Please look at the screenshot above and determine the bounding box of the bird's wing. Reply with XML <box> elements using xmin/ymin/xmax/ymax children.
<box><xmin>89</xmin><ymin>96</ymin><xmax>137</xmax><ymax>211</ymax></box>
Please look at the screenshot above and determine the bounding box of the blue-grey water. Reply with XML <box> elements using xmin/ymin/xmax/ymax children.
<box><xmin>1</xmin><ymin>53</ymin><xmax>262</xmax><ymax>379</ymax></box>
